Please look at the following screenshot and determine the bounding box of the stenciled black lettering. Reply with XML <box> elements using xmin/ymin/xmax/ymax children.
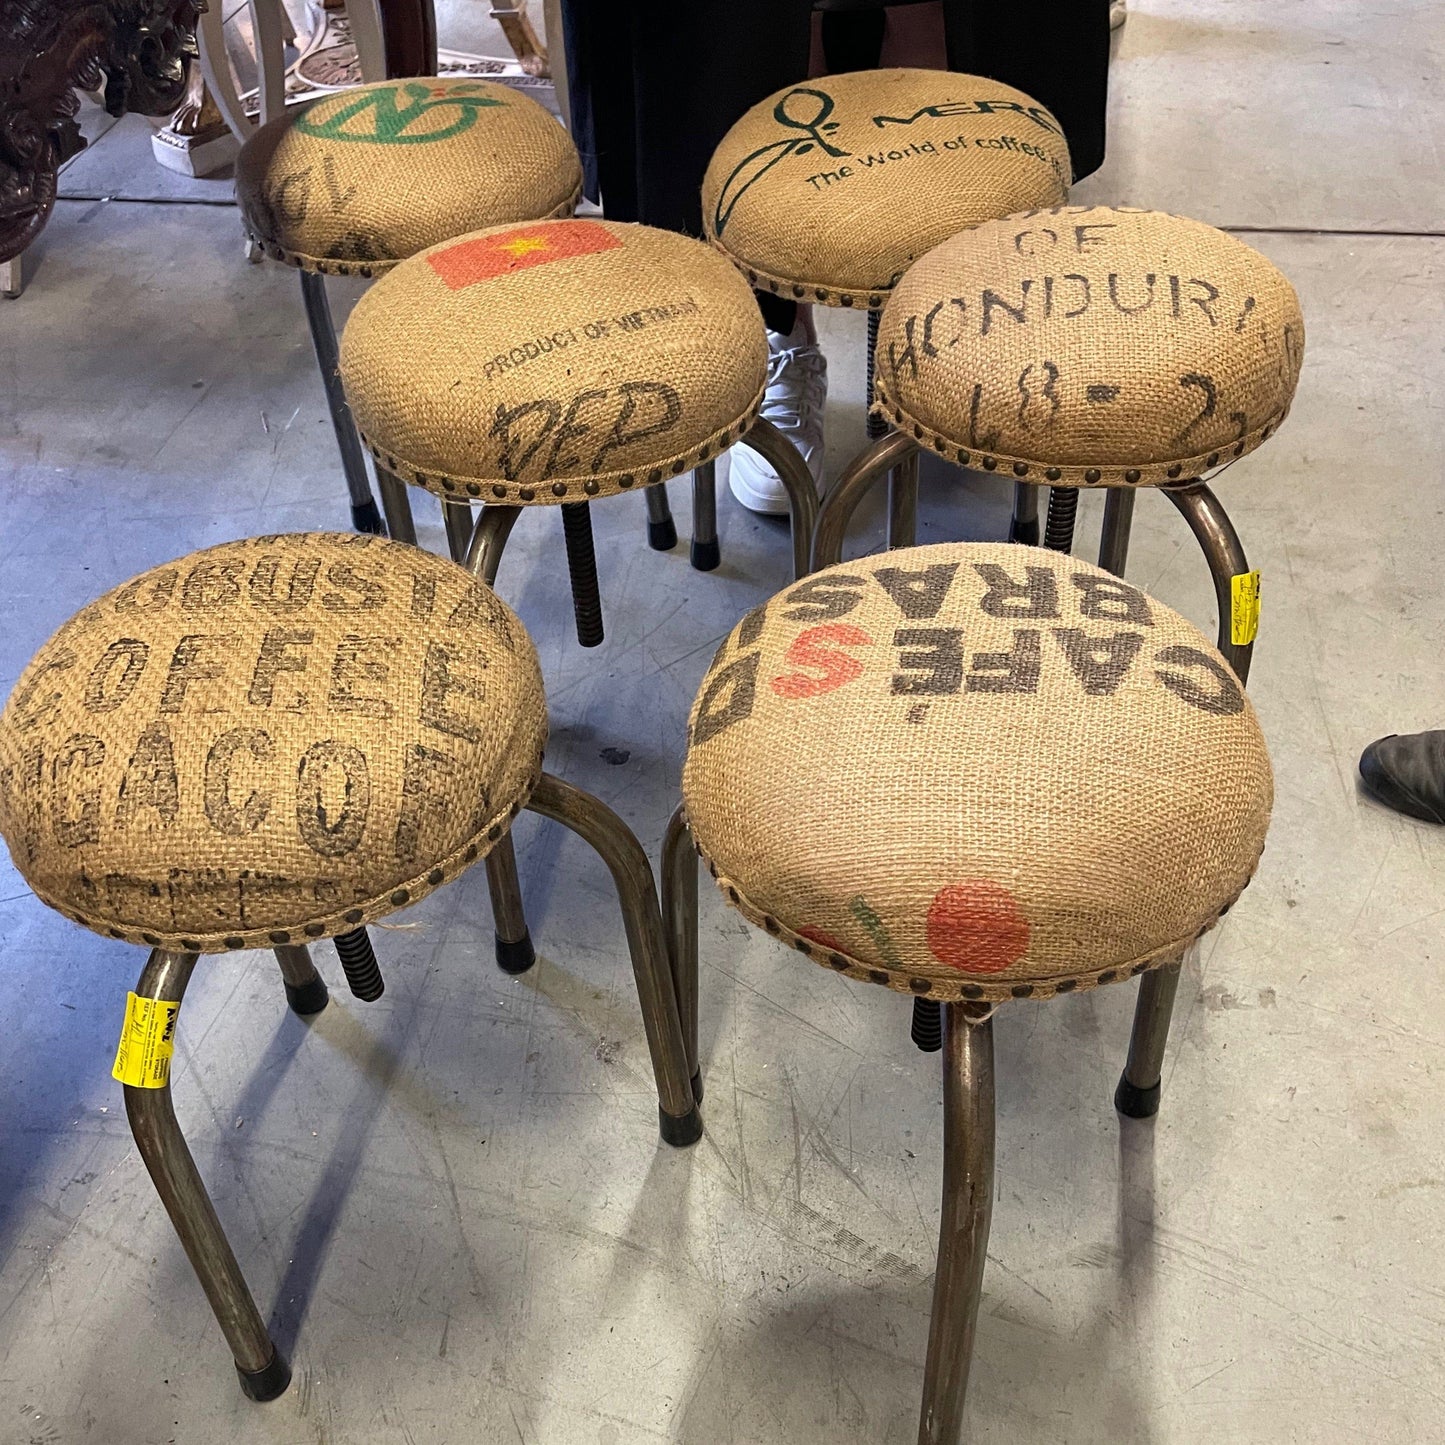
<box><xmin>203</xmin><ymin>728</ymin><xmax>273</xmax><ymax>835</ymax></box>
<box><xmin>588</xmin><ymin>381</ymin><xmax>683</xmax><ymax>473</ymax></box>
<box><xmin>116</xmin><ymin>721</ymin><xmax>180</xmax><ymax>830</ymax></box>
<box><xmin>113</xmin><ymin>570</ymin><xmax>178</xmax><ymax>615</ymax></box>
<box><xmin>891</xmin><ymin>628</ymin><xmax>964</xmax><ymax>695</ymax></box>
<box><xmin>320</xmin><ymin>561</ymin><xmax>385</xmax><ymax>611</ymax></box>
<box><xmin>249</xmin><ymin>628</ymin><xmax>314</xmax><ymax>709</ymax></box>
<box><xmin>966</xmin><ymin>629</ymin><xmax>1041</xmax><ymax>693</ymax></box>
<box><xmin>872</xmin><ymin>562</ymin><xmax>960</xmax><ymax>620</ymax></box>
<box><xmin>420</xmin><ymin>642</ymin><xmax>488</xmax><ymax>743</ymax></box>
<box><xmin>973</xmin><ymin>563</ymin><xmax>1060</xmax><ymax>618</ymax></box>
<box><xmin>1153</xmin><ymin>645</ymin><xmax>1244</xmax><ymax>715</ymax></box>
<box><xmin>491</xmin><ymin>397</ymin><xmax>562</xmax><ymax>480</ymax></box>
<box><xmin>296</xmin><ymin>739</ymin><xmax>371</xmax><ymax>857</ymax></box>
<box><xmin>330</xmin><ymin>636</ymin><xmax>399</xmax><ymax>719</ymax></box>
<box><xmin>1072</xmin><ymin>574</ymin><xmax>1154</xmax><ymax>626</ymax></box>
<box><xmin>83</xmin><ymin>639</ymin><xmax>150</xmax><ymax>713</ymax></box>
<box><xmin>51</xmin><ymin>733</ymin><xmax>105</xmax><ymax>848</ymax></box>
<box><xmin>1051</xmin><ymin>628</ymin><xmax>1145</xmax><ymax>695</ymax></box>
<box><xmin>248</xmin><ymin>555</ymin><xmax>321</xmax><ymax>613</ymax></box>
<box><xmin>394</xmin><ymin>744</ymin><xmax>486</xmax><ymax>865</ymax></box>
<box><xmin>1107</xmin><ymin>272</ymin><xmax>1157</xmax><ymax>316</ymax></box>
<box><xmin>181</xmin><ymin>560</ymin><xmax>245</xmax><ymax>612</ymax></box>
<box><xmin>780</xmin><ymin>573</ymin><xmax>866</xmax><ymax>622</ymax></box>
<box><xmin>981</xmin><ymin>280</ymin><xmax>1032</xmax><ymax>335</ymax></box>
<box><xmin>690</xmin><ymin>653</ymin><xmax>759</xmax><ymax>746</ymax></box>
<box><xmin>159</xmin><ymin>634</ymin><xmax>233</xmax><ymax>714</ymax></box>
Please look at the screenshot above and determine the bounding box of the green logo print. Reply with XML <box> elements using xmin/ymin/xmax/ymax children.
<box><xmin>294</xmin><ymin>81</ymin><xmax>505</xmax><ymax>145</ymax></box>
<box><xmin>712</xmin><ymin>86</ymin><xmax>849</xmax><ymax>236</ymax></box>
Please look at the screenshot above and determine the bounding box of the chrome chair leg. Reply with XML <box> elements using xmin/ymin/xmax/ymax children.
<box><xmin>442</xmin><ymin>497</ymin><xmax>474</xmax><ymax>565</ymax></box>
<box><xmin>1163</xmin><ymin>481</ymin><xmax>1255</xmax><ymax>683</ymax></box>
<box><xmin>691</xmin><ymin>461</ymin><xmax>720</xmax><ymax>572</ymax></box>
<box><xmin>464</xmin><ymin>504</ymin><xmax>522</xmax><ymax>587</ymax></box>
<box><xmin>526</xmin><ymin>774</ymin><xmax>700</xmax><ymax>1145</ymax></box>
<box><xmin>123</xmin><ymin>950</ymin><xmax>291</xmax><ymax>1402</ymax></box>
<box><xmin>661</xmin><ymin>804</ymin><xmax>701</xmax><ymax>1100</ymax></box>
<box><xmin>298</xmin><ymin>270</ymin><xmax>382</xmax><ymax>535</ymax></box>
<box><xmin>917</xmin><ymin>1005</ymin><xmax>996</xmax><ymax>1445</ymax></box>
<box><xmin>377</xmin><ymin>469</ymin><xmax>418</xmax><ymax>547</ymax></box>
<box><xmin>273</xmin><ymin>944</ymin><xmax>328</xmax><ymax>1016</ymax></box>
<box><xmin>1114</xmin><ymin>959</ymin><xmax>1183</xmax><ymax>1119</ymax></box>
<box><xmin>1008</xmin><ymin>483</ymin><xmax>1040</xmax><ymax>546</ymax></box>
<box><xmin>888</xmin><ymin>445</ymin><xmax>920</xmax><ymax>549</ymax></box>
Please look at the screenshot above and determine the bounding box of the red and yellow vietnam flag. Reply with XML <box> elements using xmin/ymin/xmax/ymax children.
<box><xmin>427</xmin><ymin>221</ymin><xmax>622</xmax><ymax>290</ymax></box>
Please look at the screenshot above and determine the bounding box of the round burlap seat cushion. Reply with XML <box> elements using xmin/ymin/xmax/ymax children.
<box><xmin>236</xmin><ymin>79</ymin><xmax>582</xmax><ymax>274</ymax></box>
<box><xmin>702</xmin><ymin>69</ymin><xmax>1070</xmax><ymax>308</ymax></box>
<box><xmin>340</xmin><ymin>219</ymin><xmax>769</xmax><ymax>504</ymax></box>
<box><xmin>874</xmin><ymin>205</ymin><xmax>1305</xmax><ymax>486</ymax></box>
<box><xmin>682</xmin><ymin>543</ymin><xmax>1272</xmax><ymax>1002</ymax></box>
<box><xmin>0</xmin><ymin>534</ymin><xmax>547</xmax><ymax>953</ymax></box>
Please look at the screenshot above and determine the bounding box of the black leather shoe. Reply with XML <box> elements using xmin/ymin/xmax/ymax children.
<box><xmin>1359</xmin><ymin>731</ymin><xmax>1445</xmax><ymax>824</ymax></box>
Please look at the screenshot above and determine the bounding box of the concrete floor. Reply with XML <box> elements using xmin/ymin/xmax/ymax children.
<box><xmin>3</xmin><ymin>2</ymin><xmax>1445</xmax><ymax>1441</ymax></box>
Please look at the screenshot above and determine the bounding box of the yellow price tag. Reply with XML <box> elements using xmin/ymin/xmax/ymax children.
<box><xmin>1230</xmin><ymin>570</ymin><xmax>1261</xmax><ymax>646</ymax></box>
<box><xmin>112</xmin><ymin>992</ymin><xmax>180</xmax><ymax>1089</ymax></box>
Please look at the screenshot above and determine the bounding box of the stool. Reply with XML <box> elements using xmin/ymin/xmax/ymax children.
<box><xmin>337</xmin><ymin>218</ymin><xmax>820</xmax><ymax>642</ymax></box>
<box><xmin>236</xmin><ymin>78</ymin><xmax>582</xmax><ymax>534</ymax></box>
<box><xmin>818</xmin><ymin>204</ymin><xmax>1305</xmax><ymax>678</ymax></box>
<box><xmin>665</xmin><ymin>541</ymin><xmax>1272</xmax><ymax>1441</ymax></box>
<box><xmin>700</xmin><ymin>68</ymin><xmax>1071</xmax><ymax>548</ymax></box>
<box><xmin>0</xmin><ymin>532</ymin><xmax>699</xmax><ymax>1400</ymax></box>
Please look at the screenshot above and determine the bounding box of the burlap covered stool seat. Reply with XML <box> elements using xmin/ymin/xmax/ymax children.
<box><xmin>702</xmin><ymin>68</ymin><xmax>1071</xmax><ymax>557</ymax></box>
<box><xmin>237</xmin><ymin>79</ymin><xmax>581</xmax><ymax>275</ymax></box>
<box><xmin>663</xmin><ymin>541</ymin><xmax>1272</xmax><ymax>1442</ymax></box>
<box><xmin>0</xmin><ymin>532</ymin><xmax>699</xmax><ymax>1403</ymax></box>
<box><xmin>702</xmin><ymin>69</ymin><xmax>1070</xmax><ymax>307</ymax></box>
<box><xmin>235</xmin><ymin>78</ymin><xmax>582</xmax><ymax>536</ymax></box>
<box><xmin>818</xmin><ymin>206</ymin><xmax>1306</xmax><ymax>685</ymax></box>
<box><xmin>339</xmin><ymin>219</ymin><xmax>819</xmax><ymax>638</ymax></box>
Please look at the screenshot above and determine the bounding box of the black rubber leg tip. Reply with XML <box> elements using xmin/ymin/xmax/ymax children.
<box><xmin>495</xmin><ymin>932</ymin><xmax>536</xmax><ymax>975</ymax></box>
<box><xmin>690</xmin><ymin>1069</ymin><xmax>704</xmax><ymax>1106</ymax></box>
<box><xmin>690</xmin><ymin>538</ymin><xmax>721</xmax><ymax>571</ymax></box>
<box><xmin>1114</xmin><ymin>1074</ymin><xmax>1162</xmax><ymax>1119</ymax></box>
<box><xmin>237</xmin><ymin>1350</ymin><xmax>291</xmax><ymax>1402</ymax></box>
<box><xmin>1009</xmin><ymin>518</ymin><xmax>1041</xmax><ymax>547</ymax></box>
<box><xmin>648</xmin><ymin>518</ymin><xmax>678</xmax><ymax>551</ymax></box>
<box><xmin>659</xmin><ymin>1103</ymin><xmax>703</xmax><ymax>1148</ymax></box>
<box><xmin>284</xmin><ymin>976</ymin><xmax>330</xmax><ymax>1016</ymax></box>
<box><xmin>351</xmin><ymin>499</ymin><xmax>385</xmax><ymax>536</ymax></box>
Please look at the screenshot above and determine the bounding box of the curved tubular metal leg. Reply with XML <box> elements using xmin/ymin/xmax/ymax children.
<box><xmin>645</xmin><ymin>482</ymin><xmax>678</xmax><ymax>551</ymax></box>
<box><xmin>661</xmin><ymin>804</ymin><xmax>700</xmax><ymax>1096</ymax></box>
<box><xmin>273</xmin><ymin>944</ymin><xmax>328</xmax><ymax>1016</ymax></box>
<box><xmin>1009</xmin><ymin>483</ymin><xmax>1040</xmax><ymax>546</ymax></box>
<box><xmin>811</xmin><ymin>431</ymin><xmax>918</xmax><ymax>571</ymax></box>
<box><xmin>525</xmin><ymin>773</ymin><xmax>700</xmax><ymax>1143</ymax></box>
<box><xmin>741</xmin><ymin>415</ymin><xmax>821</xmax><ymax>580</ymax></box>
<box><xmin>464</xmin><ymin>504</ymin><xmax>522</xmax><ymax>587</ymax></box>
<box><xmin>1162</xmin><ymin>482</ymin><xmax>1254</xmax><ymax>685</ymax></box>
<box><xmin>123</xmin><ymin>950</ymin><xmax>291</xmax><ymax>1401</ymax></box>
<box><xmin>888</xmin><ymin>445</ymin><xmax>920</xmax><ymax>550</ymax></box>
<box><xmin>918</xmin><ymin>1007</ymin><xmax>995</xmax><ymax>1445</ymax></box>
<box><xmin>1115</xmin><ymin>959</ymin><xmax>1183</xmax><ymax>1120</ymax></box>
<box><xmin>486</xmin><ymin>834</ymin><xmax>535</xmax><ymax>975</ymax></box>
<box><xmin>690</xmin><ymin>460</ymin><xmax>720</xmax><ymax>572</ymax></box>
<box><xmin>377</xmin><ymin>469</ymin><xmax>419</xmax><ymax>547</ymax></box>
<box><xmin>442</xmin><ymin>498</ymin><xmax>475</xmax><ymax>565</ymax></box>
<box><xmin>297</xmin><ymin>272</ymin><xmax>382</xmax><ymax>535</ymax></box>
<box><xmin>1098</xmin><ymin>488</ymin><xmax>1136</xmax><ymax>576</ymax></box>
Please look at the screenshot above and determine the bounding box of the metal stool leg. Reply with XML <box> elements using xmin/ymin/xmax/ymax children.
<box><xmin>273</xmin><ymin>944</ymin><xmax>328</xmax><ymax>1016</ymax></box>
<box><xmin>690</xmin><ymin>461</ymin><xmax>720</xmax><ymax>571</ymax></box>
<box><xmin>1114</xmin><ymin>960</ymin><xmax>1183</xmax><ymax>1119</ymax></box>
<box><xmin>1008</xmin><ymin>483</ymin><xmax>1040</xmax><ymax>546</ymax></box>
<box><xmin>1162</xmin><ymin>481</ymin><xmax>1255</xmax><ymax>683</ymax></box>
<box><xmin>645</xmin><ymin>482</ymin><xmax>677</xmax><ymax>551</ymax></box>
<box><xmin>442</xmin><ymin>498</ymin><xmax>474</xmax><ymax>565</ymax></box>
<box><xmin>123</xmin><ymin>950</ymin><xmax>291</xmax><ymax>1401</ymax></box>
<box><xmin>812</xmin><ymin>432</ymin><xmax>918</xmax><ymax>571</ymax></box>
<box><xmin>1097</xmin><ymin>488</ymin><xmax>1136</xmax><ymax>576</ymax></box>
<box><xmin>868</xmin><ymin>309</ymin><xmax>918</xmax><ymax>549</ymax></box>
<box><xmin>740</xmin><ymin>416</ymin><xmax>819</xmax><ymax>579</ymax></box>
<box><xmin>526</xmin><ymin>774</ymin><xmax>700</xmax><ymax>1145</ymax></box>
<box><xmin>297</xmin><ymin>270</ymin><xmax>382</xmax><ymax>536</ymax></box>
<box><xmin>487</xmin><ymin>834</ymin><xmax>535</xmax><ymax>975</ymax></box>
<box><xmin>661</xmin><ymin>805</ymin><xmax>701</xmax><ymax>1103</ymax></box>
<box><xmin>377</xmin><ymin>469</ymin><xmax>418</xmax><ymax>547</ymax></box>
<box><xmin>464</xmin><ymin>504</ymin><xmax>523</xmax><ymax>587</ymax></box>
<box><xmin>917</xmin><ymin>1005</ymin><xmax>995</xmax><ymax>1445</ymax></box>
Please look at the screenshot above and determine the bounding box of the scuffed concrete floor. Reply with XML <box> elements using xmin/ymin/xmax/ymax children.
<box><xmin>2</xmin><ymin>2</ymin><xmax>1445</xmax><ymax>1441</ymax></box>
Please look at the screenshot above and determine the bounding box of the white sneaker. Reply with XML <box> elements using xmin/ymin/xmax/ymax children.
<box><xmin>729</xmin><ymin>321</ymin><xmax>827</xmax><ymax>516</ymax></box>
<box><xmin>1110</xmin><ymin>0</ymin><xmax>1127</xmax><ymax>29</ymax></box>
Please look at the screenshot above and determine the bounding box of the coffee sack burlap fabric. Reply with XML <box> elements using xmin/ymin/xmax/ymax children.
<box><xmin>340</xmin><ymin>219</ymin><xmax>769</xmax><ymax>504</ymax></box>
<box><xmin>0</xmin><ymin>534</ymin><xmax>547</xmax><ymax>953</ymax></box>
<box><xmin>682</xmin><ymin>543</ymin><xmax>1273</xmax><ymax>1003</ymax></box>
<box><xmin>237</xmin><ymin>78</ymin><xmax>582</xmax><ymax>274</ymax></box>
<box><xmin>875</xmin><ymin>206</ymin><xmax>1305</xmax><ymax>486</ymax></box>
<box><xmin>702</xmin><ymin>69</ymin><xmax>1070</xmax><ymax>307</ymax></box>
